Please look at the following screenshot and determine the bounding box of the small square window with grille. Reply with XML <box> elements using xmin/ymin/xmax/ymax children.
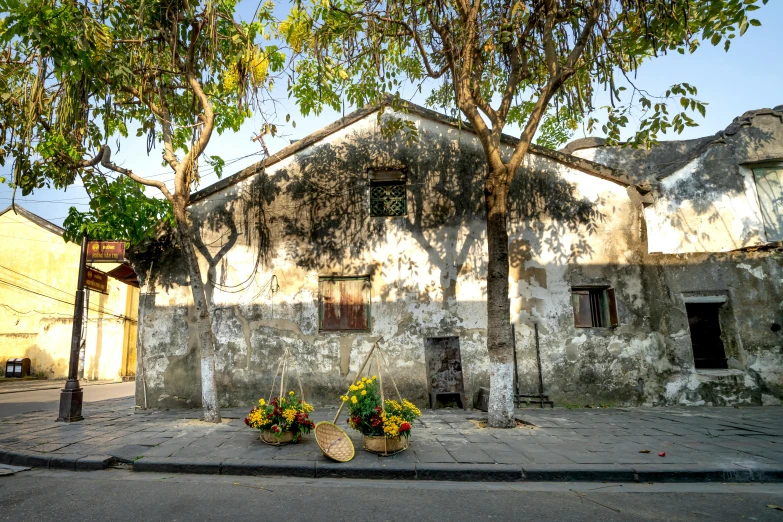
<box><xmin>370</xmin><ymin>181</ymin><xmax>406</xmax><ymax>217</ymax></box>
<box><xmin>571</xmin><ymin>287</ymin><xmax>619</xmax><ymax>328</ymax></box>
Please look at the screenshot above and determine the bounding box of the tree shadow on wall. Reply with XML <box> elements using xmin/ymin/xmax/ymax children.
<box><xmin>190</xmin><ymin>170</ymin><xmax>286</xmax><ymax>309</ymax></box>
<box><xmin>272</xmin><ymin>122</ymin><xmax>605</xmax><ymax>312</ymax></box>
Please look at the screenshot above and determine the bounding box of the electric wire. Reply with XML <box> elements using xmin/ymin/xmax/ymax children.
<box><xmin>0</xmin><ymin>278</ymin><xmax>130</xmax><ymax>321</ymax></box>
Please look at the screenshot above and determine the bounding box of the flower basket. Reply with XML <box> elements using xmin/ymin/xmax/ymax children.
<box><xmin>342</xmin><ymin>374</ymin><xmax>421</xmax><ymax>456</ymax></box>
<box><xmin>363</xmin><ymin>434</ymin><xmax>407</xmax><ymax>454</ymax></box>
<box><xmin>245</xmin><ymin>391</ymin><xmax>315</xmax><ymax>445</ymax></box>
<box><xmin>260</xmin><ymin>429</ymin><xmax>295</xmax><ymax>445</ymax></box>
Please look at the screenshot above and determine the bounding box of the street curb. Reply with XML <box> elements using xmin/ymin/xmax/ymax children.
<box><xmin>416</xmin><ymin>463</ymin><xmax>523</xmax><ymax>482</ymax></box>
<box><xmin>524</xmin><ymin>464</ymin><xmax>636</xmax><ymax>482</ymax></box>
<box><xmin>4</xmin><ymin>446</ymin><xmax>783</xmax><ymax>483</ymax></box>
<box><xmin>221</xmin><ymin>460</ymin><xmax>316</xmax><ymax>477</ymax></box>
<box><xmin>131</xmin><ymin>457</ymin><xmax>221</xmax><ymax>474</ymax></box>
<box><xmin>316</xmin><ymin>461</ymin><xmax>416</xmax><ymax>480</ymax></box>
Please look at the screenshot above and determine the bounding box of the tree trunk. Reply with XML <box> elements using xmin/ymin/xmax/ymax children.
<box><xmin>485</xmin><ymin>172</ymin><xmax>515</xmax><ymax>428</ymax></box>
<box><xmin>172</xmin><ymin>205</ymin><xmax>222</xmax><ymax>423</ymax></box>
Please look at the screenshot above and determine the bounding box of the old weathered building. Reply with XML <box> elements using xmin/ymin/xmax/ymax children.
<box><xmin>134</xmin><ymin>101</ymin><xmax>783</xmax><ymax>410</ymax></box>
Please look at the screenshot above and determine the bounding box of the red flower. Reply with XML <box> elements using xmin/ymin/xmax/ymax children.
<box><xmin>271</xmin><ymin>425</ymin><xmax>280</xmax><ymax>433</ymax></box>
<box><xmin>399</xmin><ymin>422</ymin><xmax>411</xmax><ymax>432</ymax></box>
<box><xmin>244</xmin><ymin>417</ymin><xmax>250</xmax><ymax>426</ymax></box>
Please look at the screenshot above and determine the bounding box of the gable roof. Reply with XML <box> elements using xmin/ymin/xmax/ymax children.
<box><xmin>653</xmin><ymin>106</ymin><xmax>783</xmax><ymax>180</ymax></box>
<box><xmin>560</xmin><ymin>105</ymin><xmax>783</xmax><ymax>182</ymax></box>
<box><xmin>189</xmin><ymin>97</ymin><xmax>631</xmax><ymax>204</ymax></box>
<box><xmin>0</xmin><ymin>205</ymin><xmax>65</xmax><ymax>237</ymax></box>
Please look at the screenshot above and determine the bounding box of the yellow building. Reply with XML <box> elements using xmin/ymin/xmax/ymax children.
<box><xmin>0</xmin><ymin>206</ymin><xmax>138</xmax><ymax>381</ymax></box>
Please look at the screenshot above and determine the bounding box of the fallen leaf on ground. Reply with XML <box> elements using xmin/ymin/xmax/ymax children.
<box><xmin>768</xmin><ymin>505</ymin><xmax>783</xmax><ymax>511</ymax></box>
<box><xmin>658</xmin><ymin>452</ymin><xmax>666</xmax><ymax>457</ymax></box>
<box><xmin>639</xmin><ymin>450</ymin><xmax>650</xmax><ymax>454</ymax></box>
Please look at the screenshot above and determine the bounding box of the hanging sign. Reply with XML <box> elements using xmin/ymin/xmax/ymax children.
<box><xmin>85</xmin><ymin>267</ymin><xmax>109</xmax><ymax>294</ymax></box>
<box><xmin>86</xmin><ymin>241</ymin><xmax>126</xmax><ymax>263</ymax></box>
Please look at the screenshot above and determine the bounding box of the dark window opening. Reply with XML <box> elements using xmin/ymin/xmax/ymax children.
<box><xmin>319</xmin><ymin>276</ymin><xmax>370</xmax><ymax>331</ymax></box>
<box><xmin>572</xmin><ymin>287</ymin><xmax>619</xmax><ymax>328</ymax></box>
<box><xmin>686</xmin><ymin>302</ymin><xmax>728</xmax><ymax>369</ymax></box>
<box><xmin>370</xmin><ymin>181</ymin><xmax>406</xmax><ymax>217</ymax></box>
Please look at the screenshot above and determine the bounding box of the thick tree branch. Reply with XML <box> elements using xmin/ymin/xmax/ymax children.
<box><xmin>506</xmin><ymin>0</ymin><xmax>605</xmax><ymax>176</ymax></box>
<box><xmin>82</xmin><ymin>145</ymin><xmax>174</xmax><ymax>201</ymax></box>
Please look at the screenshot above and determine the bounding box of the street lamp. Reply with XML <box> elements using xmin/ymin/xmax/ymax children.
<box><xmin>57</xmin><ymin>234</ymin><xmax>87</xmax><ymax>422</ymax></box>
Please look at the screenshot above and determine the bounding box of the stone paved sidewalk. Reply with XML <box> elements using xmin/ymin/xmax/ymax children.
<box><xmin>1</xmin><ymin>397</ymin><xmax>781</xmax><ymax>482</ymax></box>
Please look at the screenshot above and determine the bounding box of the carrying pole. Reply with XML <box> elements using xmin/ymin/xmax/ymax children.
<box><xmin>332</xmin><ymin>339</ymin><xmax>380</xmax><ymax>423</ymax></box>
<box><xmin>534</xmin><ymin>323</ymin><xmax>544</xmax><ymax>404</ymax></box>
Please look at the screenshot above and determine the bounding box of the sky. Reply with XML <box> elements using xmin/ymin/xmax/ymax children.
<box><xmin>1</xmin><ymin>1</ymin><xmax>781</xmax><ymax>228</ymax></box>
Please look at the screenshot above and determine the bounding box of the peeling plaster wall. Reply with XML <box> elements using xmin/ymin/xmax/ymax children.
<box><xmin>576</xmin><ymin>113</ymin><xmax>783</xmax><ymax>254</ymax></box>
<box><xmin>135</xmin><ymin>109</ymin><xmax>783</xmax><ymax>410</ymax></box>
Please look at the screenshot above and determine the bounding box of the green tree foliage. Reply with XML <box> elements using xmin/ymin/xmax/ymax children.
<box><xmin>282</xmin><ymin>0</ymin><xmax>768</xmax><ymax>427</ymax></box>
<box><xmin>0</xmin><ymin>0</ymin><xmax>285</xmax><ymax>422</ymax></box>
<box><xmin>62</xmin><ymin>176</ymin><xmax>174</xmax><ymax>245</ymax></box>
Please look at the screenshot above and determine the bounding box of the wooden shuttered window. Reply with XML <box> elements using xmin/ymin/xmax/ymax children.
<box><xmin>319</xmin><ymin>276</ymin><xmax>370</xmax><ymax>331</ymax></box>
<box><xmin>572</xmin><ymin>287</ymin><xmax>619</xmax><ymax>328</ymax></box>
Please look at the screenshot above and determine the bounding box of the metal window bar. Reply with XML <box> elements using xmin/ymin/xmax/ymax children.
<box><xmin>370</xmin><ymin>182</ymin><xmax>406</xmax><ymax>216</ymax></box>
<box><xmin>589</xmin><ymin>290</ymin><xmax>604</xmax><ymax>327</ymax></box>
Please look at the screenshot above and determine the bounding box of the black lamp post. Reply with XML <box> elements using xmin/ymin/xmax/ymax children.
<box><xmin>57</xmin><ymin>234</ymin><xmax>87</xmax><ymax>422</ymax></box>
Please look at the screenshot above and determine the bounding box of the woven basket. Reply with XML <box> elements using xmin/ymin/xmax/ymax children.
<box><xmin>260</xmin><ymin>429</ymin><xmax>295</xmax><ymax>446</ymax></box>
<box><xmin>315</xmin><ymin>421</ymin><xmax>355</xmax><ymax>462</ymax></box>
<box><xmin>363</xmin><ymin>435</ymin><xmax>407</xmax><ymax>455</ymax></box>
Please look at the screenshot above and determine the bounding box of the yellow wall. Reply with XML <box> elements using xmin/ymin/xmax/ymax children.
<box><xmin>0</xmin><ymin>208</ymin><xmax>138</xmax><ymax>380</ymax></box>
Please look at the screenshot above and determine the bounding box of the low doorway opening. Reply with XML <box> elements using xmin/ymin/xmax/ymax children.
<box><xmin>424</xmin><ymin>336</ymin><xmax>466</xmax><ymax>409</ymax></box>
<box><xmin>686</xmin><ymin>302</ymin><xmax>728</xmax><ymax>369</ymax></box>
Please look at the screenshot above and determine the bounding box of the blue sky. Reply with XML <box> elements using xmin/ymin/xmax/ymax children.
<box><xmin>1</xmin><ymin>1</ymin><xmax>781</xmax><ymax>227</ymax></box>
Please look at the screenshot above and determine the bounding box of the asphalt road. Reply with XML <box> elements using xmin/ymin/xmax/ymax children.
<box><xmin>0</xmin><ymin>382</ymin><xmax>135</xmax><ymax>417</ymax></box>
<box><xmin>0</xmin><ymin>469</ymin><xmax>781</xmax><ymax>521</ymax></box>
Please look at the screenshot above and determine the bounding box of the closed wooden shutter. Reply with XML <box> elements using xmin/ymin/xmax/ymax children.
<box><xmin>753</xmin><ymin>167</ymin><xmax>783</xmax><ymax>242</ymax></box>
<box><xmin>320</xmin><ymin>277</ymin><xmax>369</xmax><ymax>331</ymax></box>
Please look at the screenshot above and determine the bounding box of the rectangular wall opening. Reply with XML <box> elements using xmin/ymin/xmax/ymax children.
<box><xmin>686</xmin><ymin>302</ymin><xmax>729</xmax><ymax>369</ymax></box>
<box><xmin>424</xmin><ymin>337</ymin><xmax>466</xmax><ymax>409</ymax></box>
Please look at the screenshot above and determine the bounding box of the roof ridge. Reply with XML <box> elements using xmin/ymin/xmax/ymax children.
<box><xmin>656</xmin><ymin>105</ymin><xmax>783</xmax><ymax>180</ymax></box>
<box><xmin>188</xmin><ymin>97</ymin><xmax>631</xmax><ymax>205</ymax></box>
<box><xmin>0</xmin><ymin>205</ymin><xmax>65</xmax><ymax>237</ymax></box>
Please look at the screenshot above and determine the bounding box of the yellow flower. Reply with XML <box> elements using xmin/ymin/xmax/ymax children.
<box><xmin>258</xmin><ymin>398</ymin><xmax>266</xmax><ymax>407</ymax></box>
<box><xmin>349</xmin><ymin>385</ymin><xmax>358</xmax><ymax>392</ymax></box>
<box><xmin>289</xmin><ymin>391</ymin><xmax>295</xmax><ymax>396</ymax></box>
<box><xmin>402</xmin><ymin>399</ymin><xmax>421</xmax><ymax>417</ymax></box>
<box><xmin>361</xmin><ymin>390</ymin><xmax>367</xmax><ymax>396</ymax></box>
<box><xmin>302</xmin><ymin>401</ymin><xmax>314</xmax><ymax>413</ymax></box>
<box><xmin>351</xmin><ymin>396</ymin><xmax>358</xmax><ymax>404</ymax></box>
<box><xmin>358</xmin><ymin>383</ymin><xmax>365</xmax><ymax>390</ymax></box>
<box><xmin>283</xmin><ymin>408</ymin><xmax>297</xmax><ymax>423</ymax></box>
<box><xmin>340</xmin><ymin>395</ymin><xmax>348</xmax><ymax>402</ymax></box>
<box><xmin>371</xmin><ymin>375</ymin><xmax>377</xmax><ymax>380</ymax></box>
